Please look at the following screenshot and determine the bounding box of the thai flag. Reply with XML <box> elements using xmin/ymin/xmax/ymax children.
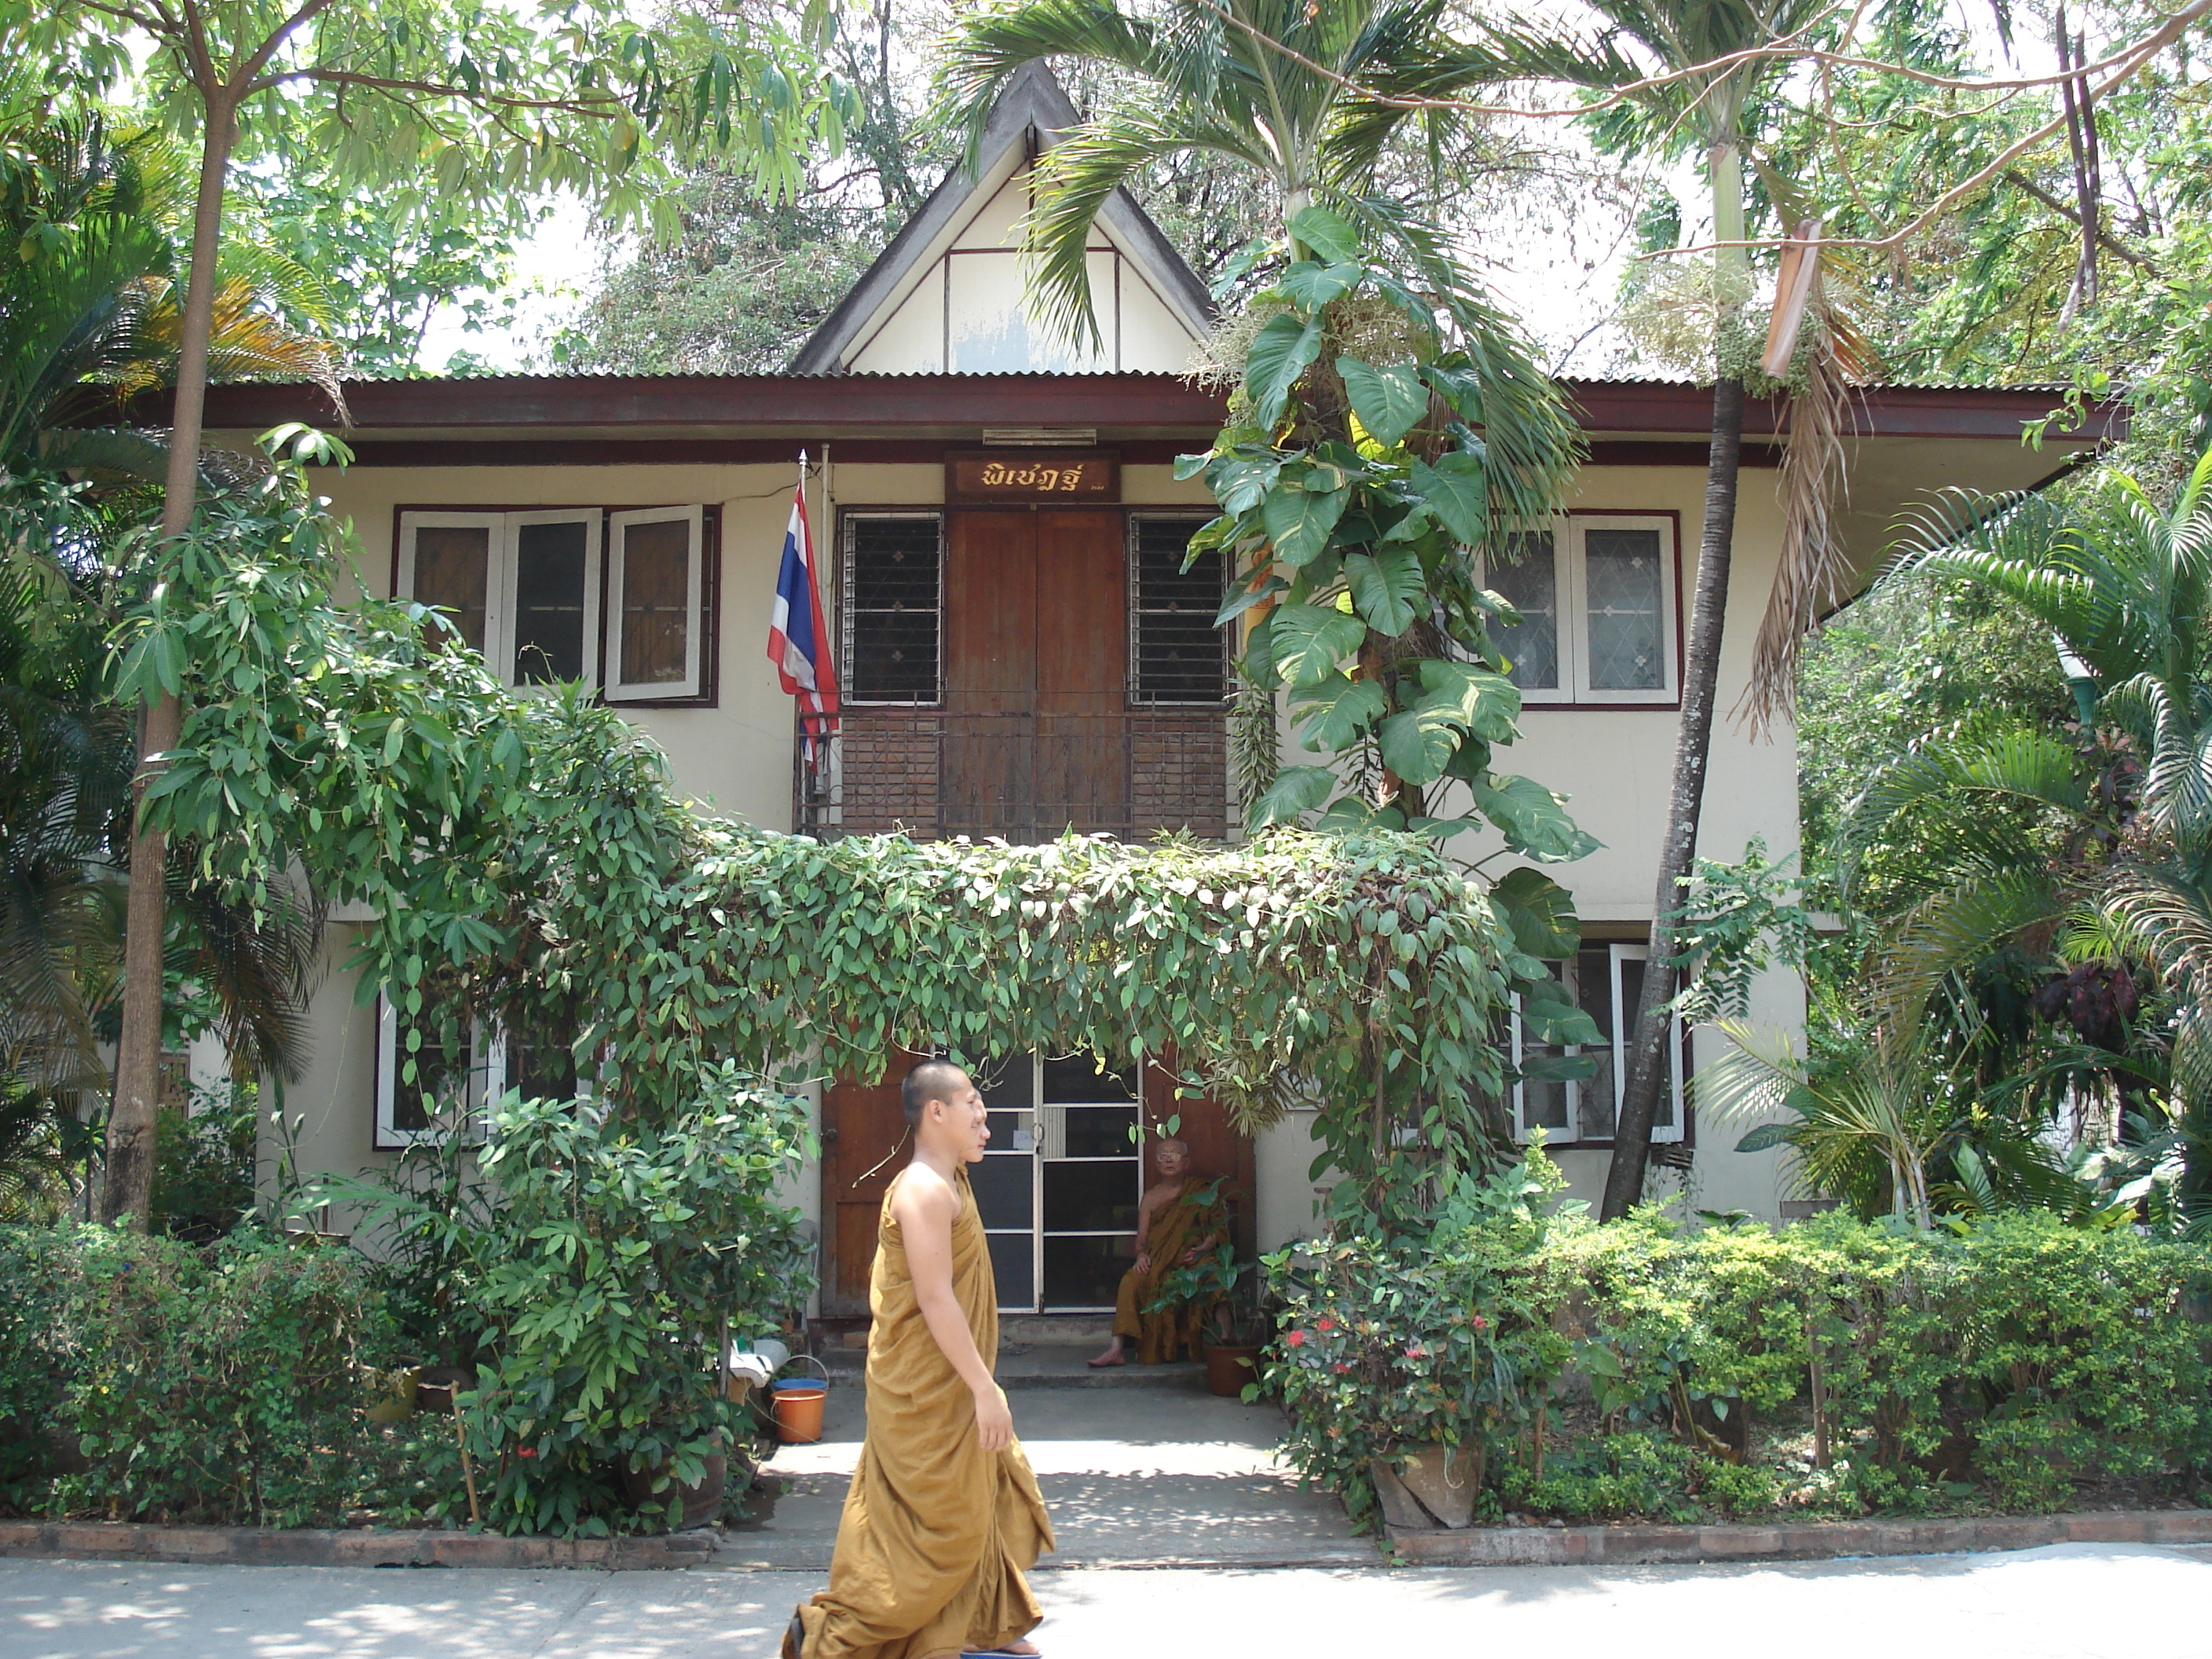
<box><xmin>767</xmin><ymin>457</ymin><xmax>840</xmax><ymax>756</ymax></box>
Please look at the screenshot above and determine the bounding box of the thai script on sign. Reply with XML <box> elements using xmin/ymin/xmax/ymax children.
<box><xmin>976</xmin><ymin>461</ymin><xmax>1091</xmax><ymax>490</ymax></box>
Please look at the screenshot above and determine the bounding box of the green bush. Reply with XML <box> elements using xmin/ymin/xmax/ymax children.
<box><xmin>321</xmin><ymin>1066</ymin><xmax>815</xmax><ymax>1536</ymax></box>
<box><xmin>1268</xmin><ymin>1206</ymin><xmax>2212</xmax><ymax>1529</ymax></box>
<box><xmin>0</xmin><ymin>1224</ymin><xmax>429</xmax><ymax>1525</ymax></box>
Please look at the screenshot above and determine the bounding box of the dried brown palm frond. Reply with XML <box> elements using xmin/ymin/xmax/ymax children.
<box><xmin>1741</xmin><ymin>271</ymin><xmax>1877</xmax><ymax>733</ymax></box>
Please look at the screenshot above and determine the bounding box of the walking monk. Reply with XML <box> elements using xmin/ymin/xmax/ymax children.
<box><xmin>786</xmin><ymin>1060</ymin><xmax>1053</xmax><ymax>1659</ymax></box>
<box><xmin>1088</xmin><ymin>1138</ymin><xmax>1228</xmax><ymax>1368</ymax></box>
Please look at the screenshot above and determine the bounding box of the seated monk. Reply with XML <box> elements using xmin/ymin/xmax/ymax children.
<box><xmin>1088</xmin><ymin>1138</ymin><xmax>1228</xmax><ymax>1368</ymax></box>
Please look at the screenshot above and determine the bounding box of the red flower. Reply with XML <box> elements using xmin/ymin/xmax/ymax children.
<box><xmin>1315</xmin><ymin>1317</ymin><xmax>1337</xmax><ymax>1332</ymax></box>
<box><xmin>1405</xmin><ymin>1343</ymin><xmax>1426</xmax><ymax>1359</ymax></box>
<box><xmin>1284</xmin><ymin>1328</ymin><xmax>1309</xmax><ymax>1348</ymax></box>
<box><xmin>1332</xmin><ymin>1361</ymin><xmax>1352</xmax><ymax>1374</ymax></box>
<box><xmin>1470</xmin><ymin>1315</ymin><xmax>1490</xmax><ymax>1331</ymax></box>
<box><xmin>517</xmin><ymin>1446</ymin><xmax>538</xmax><ymax>1459</ymax></box>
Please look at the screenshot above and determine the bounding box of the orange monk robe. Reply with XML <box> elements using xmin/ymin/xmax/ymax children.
<box><xmin>1111</xmin><ymin>1176</ymin><xmax>1230</xmax><ymax>1364</ymax></box>
<box><xmin>799</xmin><ymin>1168</ymin><xmax>1054</xmax><ymax>1659</ymax></box>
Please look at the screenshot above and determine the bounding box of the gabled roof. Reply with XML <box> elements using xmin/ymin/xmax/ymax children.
<box><xmin>787</xmin><ymin>63</ymin><xmax>1215</xmax><ymax>375</ymax></box>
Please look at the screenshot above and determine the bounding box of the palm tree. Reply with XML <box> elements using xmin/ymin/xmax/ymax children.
<box><xmin>1469</xmin><ymin>0</ymin><xmax>1842</xmax><ymax>1218</ymax></box>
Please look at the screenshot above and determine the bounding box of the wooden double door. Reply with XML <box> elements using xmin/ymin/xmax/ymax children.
<box><xmin>940</xmin><ymin>507</ymin><xmax>1126</xmax><ymax>842</ymax></box>
<box><xmin>821</xmin><ymin>1052</ymin><xmax>1255</xmax><ymax>1318</ymax></box>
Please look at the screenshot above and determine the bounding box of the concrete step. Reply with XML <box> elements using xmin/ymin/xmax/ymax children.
<box><xmin>823</xmin><ymin>1342</ymin><xmax>1206</xmax><ymax>1390</ymax></box>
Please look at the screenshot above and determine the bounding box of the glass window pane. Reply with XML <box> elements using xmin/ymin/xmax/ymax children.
<box><xmin>1489</xmin><ymin>531</ymin><xmax>1559</xmax><ymax>691</ymax></box>
<box><xmin>987</xmin><ymin>1232</ymin><xmax>1034</xmax><ymax>1311</ymax></box>
<box><xmin>971</xmin><ymin>1153</ymin><xmax>1035</xmax><ymax>1229</ymax></box>
<box><xmin>1043</xmin><ymin>1160</ymin><xmax>1141</xmax><ymax>1232</ymax></box>
<box><xmin>513</xmin><ymin>519</ymin><xmax>589</xmax><ymax>683</ymax></box>
<box><xmin>1618</xmin><ymin>954</ymin><xmax>1672</xmax><ymax>1128</ymax></box>
<box><xmin>1060</xmin><ymin>1105</ymin><xmax>1139</xmax><ymax>1157</ymax></box>
<box><xmin>848</xmin><ymin>516</ymin><xmax>941</xmax><ymax>703</ymax></box>
<box><xmin>1131</xmin><ymin>516</ymin><xmax>1225</xmax><ymax>705</ymax></box>
<box><xmin>394</xmin><ymin>1018</ymin><xmax>467</xmax><ymax>1133</ymax></box>
<box><xmin>1043</xmin><ymin>1235</ymin><xmax>1129</xmax><ymax>1309</ymax></box>
<box><xmin>1584</xmin><ymin>529</ymin><xmax>1665</xmax><ymax>690</ymax></box>
<box><xmin>619</xmin><ymin>518</ymin><xmax>692</xmax><ymax>686</ymax></box>
<box><xmin>507</xmin><ymin>1030</ymin><xmax>577</xmax><ymax>1103</ymax></box>
<box><xmin>411</xmin><ymin>525</ymin><xmax>489</xmax><ymax>656</ymax></box>
<box><xmin>976</xmin><ymin>1057</ymin><xmax>1035</xmax><ymax>1111</ymax></box>
<box><xmin>1041</xmin><ymin>1053</ymin><xmax>1137</xmax><ymax>1103</ymax></box>
<box><xmin>1577</xmin><ymin>948</ymin><xmax>1617</xmax><ymax>1139</ymax></box>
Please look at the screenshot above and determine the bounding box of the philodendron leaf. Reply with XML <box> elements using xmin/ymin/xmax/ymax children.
<box><xmin>1269</xmin><ymin>602</ymin><xmax>1368</xmax><ymax>687</ymax></box>
<box><xmin>1262</xmin><ymin>478</ymin><xmax>1350</xmax><ymax>567</ymax></box>
<box><xmin>1522</xmin><ymin>996</ymin><xmax>1602</xmax><ymax>1047</ymax></box>
<box><xmin>1343</xmin><ymin>546</ymin><xmax>1423</xmax><ymax>635</ymax></box>
<box><xmin>1249</xmin><ymin>764</ymin><xmax>1337</xmax><ymax>827</ymax></box>
<box><xmin>1518</xmin><ymin>1051</ymin><xmax>1601</xmax><ymax>1082</ymax></box>
<box><xmin>1491</xmin><ymin>866</ymin><xmax>1582</xmax><ymax>959</ymax></box>
<box><xmin>1215</xmin><ymin>574</ymin><xmax>1286</xmax><ymax>628</ymax></box>
<box><xmin>1469</xmin><ymin>774</ymin><xmax>1600</xmax><ymax>862</ymax></box>
<box><xmin>1244</xmin><ymin>313</ymin><xmax>1324</xmax><ymax>427</ymax></box>
<box><xmin>1287</xmin><ymin>204</ymin><xmax>1363</xmax><ymax>264</ymax></box>
<box><xmin>1376</xmin><ymin>705</ymin><xmax>1462</xmax><ymax>786</ymax></box>
<box><xmin>1205</xmin><ymin>452</ymin><xmax>1281</xmax><ymax>515</ymax></box>
<box><xmin>1409</xmin><ymin>451</ymin><xmax>1488</xmax><ymax>544</ymax></box>
<box><xmin>1277</xmin><ymin>260</ymin><xmax>1363</xmax><ymax>311</ymax></box>
<box><xmin>1338</xmin><ymin>357</ymin><xmax>1428</xmax><ymax>448</ymax></box>
<box><xmin>1294</xmin><ymin>673</ymin><xmax>1389</xmax><ymax>750</ymax></box>
<box><xmin>1417</xmin><ymin>658</ymin><xmax>1521</xmax><ymax>742</ymax></box>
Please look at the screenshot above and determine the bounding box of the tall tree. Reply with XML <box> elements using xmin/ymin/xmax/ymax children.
<box><xmin>1474</xmin><ymin>0</ymin><xmax>1834</xmax><ymax>1218</ymax></box>
<box><xmin>6</xmin><ymin>0</ymin><xmax>841</xmax><ymax>1228</ymax></box>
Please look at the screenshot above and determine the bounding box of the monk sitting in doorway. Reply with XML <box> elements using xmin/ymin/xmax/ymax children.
<box><xmin>786</xmin><ymin>1060</ymin><xmax>1054</xmax><ymax>1659</ymax></box>
<box><xmin>1088</xmin><ymin>1138</ymin><xmax>1229</xmax><ymax>1368</ymax></box>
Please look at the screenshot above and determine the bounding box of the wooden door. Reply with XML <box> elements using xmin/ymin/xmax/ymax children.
<box><xmin>942</xmin><ymin>508</ymin><xmax>1126</xmax><ymax>840</ymax></box>
<box><xmin>820</xmin><ymin>1062</ymin><xmax>917</xmax><ymax>1317</ymax></box>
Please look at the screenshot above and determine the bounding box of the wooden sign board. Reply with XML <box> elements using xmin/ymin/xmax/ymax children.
<box><xmin>947</xmin><ymin>450</ymin><xmax>1119</xmax><ymax>504</ymax></box>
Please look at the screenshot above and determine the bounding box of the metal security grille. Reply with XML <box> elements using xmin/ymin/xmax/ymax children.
<box><xmin>845</xmin><ymin>514</ymin><xmax>943</xmax><ymax>704</ymax></box>
<box><xmin>1129</xmin><ymin>515</ymin><xmax>1226</xmax><ymax>705</ymax></box>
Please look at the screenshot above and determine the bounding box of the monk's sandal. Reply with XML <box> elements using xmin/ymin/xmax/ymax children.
<box><xmin>782</xmin><ymin>1608</ymin><xmax>807</xmax><ymax>1659</ymax></box>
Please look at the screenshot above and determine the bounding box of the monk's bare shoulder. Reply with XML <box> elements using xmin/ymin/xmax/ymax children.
<box><xmin>888</xmin><ymin>1163</ymin><xmax>959</xmax><ymax>1230</ymax></box>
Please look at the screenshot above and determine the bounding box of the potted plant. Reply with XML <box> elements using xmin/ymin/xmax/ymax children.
<box><xmin>1149</xmin><ymin>1243</ymin><xmax>1269</xmax><ymax>1396</ymax></box>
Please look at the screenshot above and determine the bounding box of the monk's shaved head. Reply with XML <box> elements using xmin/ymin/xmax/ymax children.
<box><xmin>903</xmin><ymin>1059</ymin><xmax>971</xmax><ymax>1126</ymax></box>
<box><xmin>1153</xmin><ymin>1137</ymin><xmax>1188</xmax><ymax>1158</ymax></box>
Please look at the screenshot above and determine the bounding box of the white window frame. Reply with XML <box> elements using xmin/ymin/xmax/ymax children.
<box><xmin>374</xmin><ymin>995</ymin><xmax>496</xmax><ymax>1148</ymax></box>
<box><xmin>605</xmin><ymin>505</ymin><xmax>705</xmax><ymax>702</ymax></box>
<box><xmin>841</xmin><ymin>510</ymin><xmax>945</xmax><ymax>708</ymax></box>
<box><xmin>397</xmin><ymin>510</ymin><xmax>603</xmax><ymax>692</ymax></box>
<box><xmin>1508</xmin><ymin>943</ymin><xmax>1684</xmax><ymax>1144</ymax></box>
<box><xmin>1485</xmin><ymin>514</ymin><xmax>1679</xmax><ymax>706</ymax></box>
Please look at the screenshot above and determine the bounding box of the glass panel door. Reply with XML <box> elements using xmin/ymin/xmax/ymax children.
<box><xmin>972</xmin><ymin>1058</ymin><xmax>1037</xmax><ymax>1312</ymax></box>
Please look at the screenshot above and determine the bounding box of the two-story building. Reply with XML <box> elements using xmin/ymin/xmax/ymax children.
<box><xmin>194</xmin><ymin>65</ymin><xmax>2112</xmax><ymax>1316</ymax></box>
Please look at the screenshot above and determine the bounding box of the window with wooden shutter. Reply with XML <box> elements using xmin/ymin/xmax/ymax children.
<box><xmin>606</xmin><ymin>506</ymin><xmax>705</xmax><ymax>701</ymax></box>
<box><xmin>1128</xmin><ymin>515</ymin><xmax>1225</xmax><ymax>705</ymax></box>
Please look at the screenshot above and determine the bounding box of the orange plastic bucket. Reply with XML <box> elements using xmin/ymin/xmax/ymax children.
<box><xmin>772</xmin><ymin>1384</ymin><xmax>828</xmax><ymax>1444</ymax></box>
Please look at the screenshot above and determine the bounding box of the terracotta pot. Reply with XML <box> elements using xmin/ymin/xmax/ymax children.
<box><xmin>621</xmin><ymin>1448</ymin><xmax>727</xmax><ymax>1531</ymax></box>
<box><xmin>1201</xmin><ymin>1342</ymin><xmax>1262</xmax><ymax>1397</ymax></box>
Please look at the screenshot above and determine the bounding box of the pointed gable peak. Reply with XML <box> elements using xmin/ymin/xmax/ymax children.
<box><xmin>789</xmin><ymin>64</ymin><xmax>1214</xmax><ymax>375</ymax></box>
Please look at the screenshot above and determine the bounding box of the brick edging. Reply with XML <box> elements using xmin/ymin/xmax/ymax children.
<box><xmin>1387</xmin><ymin>1507</ymin><xmax>2212</xmax><ymax>1566</ymax></box>
<box><xmin>0</xmin><ymin>1520</ymin><xmax>713</xmax><ymax>1570</ymax></box>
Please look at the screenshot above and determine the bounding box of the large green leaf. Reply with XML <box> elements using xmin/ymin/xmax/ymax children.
<box><xmin>1734</xmin><ymin>1122</ymin><xmax>1796</xmax><ymax>1154</ymax></box>
<box><xmin>1248</xmin><ymin>764</ymin><xmax>1337</xmax><ymax>827</ymax></box>
<box><xmin>1492</xmin><ymin>866</ymin><xmax>1581</xmax><ymax>958</ymax></box>
<box><xmin>1519</xmin><ymin>1050</ymin><xmax>1600</xmax><ymax>1082</ymax></box>
<box><xmin>1204</xmin><ymin>451</ymin><xmax>1281</xmax><ymax>515</ymax></box>
<box><xmin>1244</xmin><ymin>313</ymin><xmax>1324</xmax><ymax>428</ymax></box>
<box><xmin>1522</xmin><ymin>994</ymin><xmax>1602</xmax><ymax>1046</ymax></box>
<box><xmin>1377</xmin><ymin>706</ymin><xmax>1462</xmax><ymax>786</ymax></box>
<box><xmin>1262</xmin><ymin>478</ymin><xmax>1350</xmax><ymax>568</ymax></box>
<box><xmin>1469</xmin><ymin>774</ymin><xmax>1599</xmax><ymax>862</ymax></box>
<box><xmin>1269</xmin><ymin>602</ymin><xmax>1368</xmax><ymax>687</ymax></box>
<box><xmin>1417</xmin><ymin>659</ymin><xmax>1521</xmax><ymax>742</ymax></box>
<box><xmin>1410</xmin><ymin>452</ymin><xmax>1488</xmax><ymax>544</ymax></box>
<box><xmin>1338</xmin><ymin>357</ymin><xmax>1428</xmax><ymax>449</ymax></box>
<box><xmin>1287</xmin><ymin>205</ymin><xmax>1363</xmax><ymax>265</ymax></box>
<box><xmin>1294</xmin><ymin>673</ymin><xmax>1389</xmax><ymax>750</ymax></box>
<box><xmin>1343</xmin><ymin>546</ymin><xmax>1423</xmax><ymax>635</ymax></box>
<box><xmin>1277</xmin><ymin>261</ymin><xmax>1363</xmax><ymax>311</ymax></box>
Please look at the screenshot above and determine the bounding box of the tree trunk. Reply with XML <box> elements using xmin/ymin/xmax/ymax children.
<box><xmin>101</xmin><ymin>95</ymin><xmax>238</xmax><ymax>1229</ymax></box>
<box><xmin>1600</xmin><ymin>375</ymin><xmax>1745</xmax><ymax>1221</ymax></box>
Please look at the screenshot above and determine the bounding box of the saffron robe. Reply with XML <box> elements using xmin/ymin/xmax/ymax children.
<box><xmin>799</xmin><ymin>1166</ymin><xmax>1054</xmax><ymax>1659</ymax></box>
<box><xmin>1111</xmin><ymin>1176</ymin><xmax>1230</xmax><ymax>1364</ymax></box>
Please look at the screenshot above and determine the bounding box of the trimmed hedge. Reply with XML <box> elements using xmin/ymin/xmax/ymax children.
<box><xmin>1269</xmin><ymin>1206</ymin><xmax>2212</xmax><ymax>1528</ymax></box>
<box><xmin>0</xmin><ymin>1225</ymin><xmax>430</xmax><ymax>1527</ymax></box>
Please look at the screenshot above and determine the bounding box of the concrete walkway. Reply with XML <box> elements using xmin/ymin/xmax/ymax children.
<box><xmin>720</xmin><ymin>1348</ymin><xmax>1369</xmax><ymax>1569</ymax></box>
<box><xmin>5</xmin><ymin>1544</ymin><xmax>2203</xmax><ymax>1657</ymax></box>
